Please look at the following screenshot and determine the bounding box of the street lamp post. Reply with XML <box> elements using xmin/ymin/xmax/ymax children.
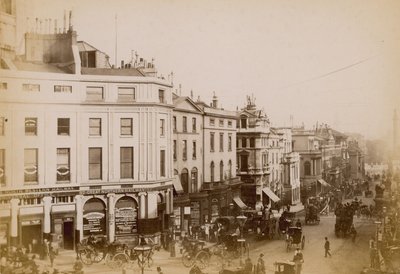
<box><xmin>134</xmin><ymin>237</ymin><xmax>152</xmax><ymax>274</ymax></box>
<box><xmin>236</xmin><ymin>214</ymin><xmax>247</xmax><ymax>267</ymax></box>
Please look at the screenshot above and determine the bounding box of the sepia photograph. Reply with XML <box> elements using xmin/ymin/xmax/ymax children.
<box><xmin>0</xmin><ymin>0</ymin><xmax>399</xmax><ymax>273</ymax></box>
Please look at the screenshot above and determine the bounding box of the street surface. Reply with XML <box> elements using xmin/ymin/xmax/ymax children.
<box><xmin>38</xmin><ymin>182</ymin><xmax>380</xmax><ymax>274</ymax></box>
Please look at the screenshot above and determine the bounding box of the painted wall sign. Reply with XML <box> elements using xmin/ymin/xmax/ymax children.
<box><xmin>190</xmin><ymin>201</ymin><xmax>200</xmax><ymax>226</ymax></box>
<box><xmin>83</xmin><ymin>212</ymin><xmax>106</xmax><ymax>235</ymax></box>
<box><xmin>115</xmin><ymin>207</ymin><xmax>138</xmax><ymax>235</ymax></box>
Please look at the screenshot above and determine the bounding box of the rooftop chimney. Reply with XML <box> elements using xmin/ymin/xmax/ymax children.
<box><xmin>63</xmin><ymin>10</ymin><xmax>67</xmax><ymax>33</ymax></box>
<box><xmin>212</xmin><ymin>91</ymin><xmax>218</xmax><ymax>108</ymax></box>
<box><xmin>69</xmin><ymin>10</ymin><xmax>73</xmax><ymax>31</ymax></box>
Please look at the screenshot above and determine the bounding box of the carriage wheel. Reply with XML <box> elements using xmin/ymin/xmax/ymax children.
<box><xmin>79</xmin><ymin>249</ymin><xmax>93</xmax><ymax>265</ymax></box>
<box><xmin>105</xmin><ymin>253</ymin><xmax>117</xmax><ymax>268</ymax></box>
<box><xmin>301</xmin><ymin>236</ymin><xmax>305</xmax><ymax>250</ymax></box>
<box><xmin>195</xmin><ymin>250</ymin><xmax>210</xmax><ymax>269</ymax></box>
<box><xmin>113</xmin><ymin>253</ymin><xmax>129</xmax><ymax>268</ymax></box>
<box><xmin>182</xmin><ymin>251</ymin><xmax>195</xmax><ymax>268</ymax></box>
<box><xmin>91</xmin><ymin>250</ymin><xmax>105</xmax><ymax>263</ymax></box>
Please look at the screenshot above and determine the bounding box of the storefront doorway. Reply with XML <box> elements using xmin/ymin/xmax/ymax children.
<box><xmin>63</xmin><ymin>220</ymin><xmax>74</xmax><ymax>250</ymax></box>
<box><xmin>21</xmin><ymin>220</ymin><xmax>41</xmax><ymax>249</ymax></box>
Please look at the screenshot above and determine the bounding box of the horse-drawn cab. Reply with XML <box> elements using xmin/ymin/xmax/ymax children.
<box><xmin>305</xmin><ymin>204</ymin><xmax>320</xmax><ymax>225</ymax></box>
<box><xmin>214</xmin><ymin>217</ymin><xmax>239</xmax><ymax>251</ymax></box>
<box><xmin>274</xmin><ymin>261</ymin><xmax>296</xmax><ymax>274</ymax></box>
<box><xmin>285</xmin><ymin>227</ymin><xmax>305</xmax><ymax>252</ymax></box>
<box><xmin>279</xmin><ymin>210</ymin><xmax>295</xmax><ymax>234</ymax></box>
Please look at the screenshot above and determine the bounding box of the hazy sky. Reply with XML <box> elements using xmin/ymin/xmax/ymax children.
<box><xmin>16</xmin><ymin>0</ymin><xmax>400</xmax><ymax>139</ymax></box>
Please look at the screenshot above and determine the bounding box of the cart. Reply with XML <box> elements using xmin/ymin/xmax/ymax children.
<box><xmin>274</xmin><ymin>261</ymin><xmax>295</xmax><ymax>274</ymax></box>
<box><xmin>285</xmin><ymin>227</ymin><xmax>305</xmax><ymax>252</ymax></box>
<box><xmin>305</xmin><ymin>204</ymin><xmax>320</xmax><ymax>225</ymax></box>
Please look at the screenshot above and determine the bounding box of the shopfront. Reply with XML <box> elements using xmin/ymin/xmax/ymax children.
<box><xmin>83</xmin><ymin>198</ymin><xmax>106</xmax><ymax>237</ymax></box>
<box><xmin>52</xmin><ymin>216</ymin><xmax>75</xmax><ymax>250</ymax></box>
<box><xmin>0</xmin><ymin>221</ymin><xmax>8</xmax><ymax>247</ymax></box>
<box><xmin>20</xmin><ymin>219</ymin><xmax>42</xmax><ymax>249</ymax></box>
<box><xmin>114</xmin><ymin>196</ymin><xmax>138</xmax><ymax>245</ymax></box>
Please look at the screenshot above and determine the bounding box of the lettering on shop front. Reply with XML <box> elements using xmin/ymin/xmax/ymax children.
<box><xmin>83</xmin><ymin>212</ymin><xmax>106</xmax><ymax>235</ymax></box>
<box><xmin>115</xmin><ymin>207</ymin><xmax>138</xmax><ymax>235</ymax></box>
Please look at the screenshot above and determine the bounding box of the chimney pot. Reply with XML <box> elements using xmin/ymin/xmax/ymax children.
<box><xmin>121</xmin><ymin>60</ymin><xmax>124</xmax><ymax>68</ymax></box>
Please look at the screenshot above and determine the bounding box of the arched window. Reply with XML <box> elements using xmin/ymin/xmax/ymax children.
<box><xmin>210</xmin><ymin>162</ymin><xmax>215</xmax><ymax>182</ymax></box>
<box><xmin>191</xmin><ymin>168</ymin><xmax>198</xmax><ymax>192</ymax></box>
<box><xmin>83</xmin><ymin>198</ymin><xmax>106</xmax><ymax>236</ymax></box>
<box><xmin>181</xmin><ymin>168</ymin><xmax>189</xmax><ymax>193</ymax></box>
<box><xmin>115</xmin><ymin>196</ymin><xmax>138</xmax><ymax>235</ymax></box>
<box><xmin>304</xmin><ymin>161</ymin><xmax>311</xmax><ymax>176</ymax></box>
<box><xmin>228</xmin><ymin>160</ymin><xmax>232</xmax><ymax>179</ymax></box>
<box><xmin>220</xmin><ymin>161</ymin><xmax>224</xmax><ymax>182</ymax></box>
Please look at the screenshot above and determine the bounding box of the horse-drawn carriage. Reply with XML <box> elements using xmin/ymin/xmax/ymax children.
<box><xmin>214</xmin><ymin>217</ymin><xmax>248</xmax><ymax>259</ymax></box>
<box><xmin>279</xmin><ymin>211</ymin><xmax>296</xmax><ymax>235</ymax></box>
<box><xmin>285</xmin><ymin>227</ymin><xmax>305</xmax><ymax>252</ymax></box>
<box><xmin>274</xmin><ymin>261</ymin><xmax>296</xmax><ymax>274</ymax></box>
<box><xmin>334</xmin><ymin>205</ymin><xmax>355</xmax><ymax>237</ymax></box>
<box><xmin>305</xmin><ymin>204</ymin><xmax>320</xmax><ymax>225</ymax></box>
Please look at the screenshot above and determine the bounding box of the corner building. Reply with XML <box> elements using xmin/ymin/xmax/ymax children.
<box><xmin>0</xmin><ymin>24</ymin><xmax>174</xmax><ymax>249</ymax></box>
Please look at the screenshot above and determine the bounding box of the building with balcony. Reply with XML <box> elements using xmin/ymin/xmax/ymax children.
<box><xmin>236</xmin><ymin>96</ymin><xmax>280</xmax><ymax>210</ymax></box>
<box><xmin>0</xmin><ymin>10</ymin><xmax>174</xmax><ymax>249</ymax></box>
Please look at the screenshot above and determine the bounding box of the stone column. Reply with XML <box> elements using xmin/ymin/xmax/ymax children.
<box><xmin>138</xmin><ymin>192</ymin><xmax>147</xmax><ymax>219</ymax></box>
<box><xmin>43</xmin><ymin>196</ymin><xmax>53</xmax><ymax>240</ymax></box>
<box><xmin>75</xmin><ymin>195</ymin><xmax>83</xmax><ymax>243</ymax></box>
<box><xmin>166</xmin><ymin>189</ymin><xmax>171</xmax><ymax>214</ymax></box>
<box><xmin>107</xmin><ymin>193</ymin><xmax>115</xmax><ymax>242</ymax></box>
<box><xmin>10</xmin><ymin>198</ymin><xmax>20</xmax><ymax>246</ymax></box>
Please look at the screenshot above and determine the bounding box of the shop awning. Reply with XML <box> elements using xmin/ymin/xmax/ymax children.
<box><xmin>262</xmin><ymin>187</ymin><xmax>280</xmax><ymax>202</ymax></box>
<box><xmin>233</xmin><ymin>196</ymin><xmax>248</xmax><ymax>209</ymax></box>
<box><xmin>172</xmin><ymin>175</ymin><xmax>184</xmax><ymax>194</ymax></box>
<box><xmin>318</xmin><ymin>179</ymin><xmax>331</xmax><ymax>187</ymax></box>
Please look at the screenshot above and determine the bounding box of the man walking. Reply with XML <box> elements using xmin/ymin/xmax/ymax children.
<box><xmin>324</xmin><ymin>237</ymin><xmax>331</xmax><ymax>257</ymax></box>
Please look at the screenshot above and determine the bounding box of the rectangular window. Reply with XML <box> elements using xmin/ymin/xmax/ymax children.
<box><xmin>210</xmin><ymin>132</ymin><xmax>215</xmax><ymax>152</ymax></box>
<box><xmin>23</xmin><ymin>84</ymin><xmax>40</xmax><ymax>92</ymax></box>
<box><xmin>0</xmin><ymin>117</ymin><xmax>4</xmax><ymax>136</ymax></box>
<box><xmin>182</xmin><ymin>116</ymin><xmax>187</xmax><ymax>132</ymax></box>
<box><xmin>86</xmin><ymin>86</ymin><xmax>104</xmax><ymax>101</ymax></box>
<box><xmin>182</xmin><ymin>140</ymin><xmax>187</xmax><ymax>161</ymax></box>
<box><xmin>250</xmin><ymin>138</ymin><xmax>255</xmax><ymax>148</ymax></box>
<box><xmin>0</xmin><ymin>82</ymin><xmax>7</xmax><ymax>90</ymax></box>
<box><xmin>160</xmin><ymin>119</ymin><xmax>165</xmax><ymax>137</ymax></box>
<box><xmin>24</xmin><ymin>148</ymin><xmax>38</xmax><ymax>183</ymax></box>
<box><xmin>228</xmin><ymin>120</ymin><xmax>232</xmax><ymax>127</ymax></box>
<box><xmin>56</xmin><ymin>148</ymin><xmax>70</xmax><ymax>182</ymax></box>
<box><xmin>120</xmin><ymin>147</ymin><xmax>133</xmax><ymax>179</ymax></box>
<box><xmin>57</xmin><ymin>118</ymin><xmax>70</xmax><ymax>136</ymax></box>
<box><xmin>160</xmin><ymin>150</ymin><xmax>166</xmax><ymax>177</ymax></box>
<box><xmin>210</xmin><ymin>118</ymin><xmax>215</xmax><ymax>126</ymax></box>
<box><xmin>173</xmin><ymin>140</ymin><xmax>177</xmax><ymax>161</ymax></box>
<box><xmin>219</xmin><ymin>119</ymin><xmax>224</xmax><ymax>127</ymax></box>
<box><xmin>118</xmin><ymin>87</ymin><xmax>135</xmax><ymax>101</ymax></box>
<box><xmin>219</xmin><ymin>133</ymin><xmax>224</xmax><ymax>152</ymax></box>
<box><xmin>228</xmin><ymin>134</ymin><xmax>232</xmax><ymax>151</ymax></box>
<box><xmin>89</xmin><ymin>118</ymin><xmax>101</xmax><ymax>136</ymax></box>
<box><xmin>88</xmin><ymin>148</ymin><xmax>102</xmax><ymax>180</ymax></box>
<box><xmin>192</xmin><ymin>141</ymin><xmax>197</xmax><ymax>159</ymax></box>
<box><xmin>173</xmin><ymin>116</ymin><xmax>177</xmax><ymax>132</ymax></box>
<box><xmin>159</xmin><ymin>90</ymin><xmax>165</xmax><ymax>103</ymax></box>
<box><xmin>240</xmin><ymin>155</ymin><xmax>248</xmax><ymax>172</ymax></box>
<box><xmin>192</xmin><ymin>118</ymin><xmax>196</xmax><ymax>132</ymax></box>
<box><xmin>120</xmin><ymin>118</ymin><xmax>132</xmax><ymax>136</ymax></box>
<box><xmin>54</xmin><ymin>85</ymin><xmax>72</xmax><ymax>93</ymax></box>
<box><xmin>25</xmin><ymin>118</ymin><xmax>37</xmax><ymax>136</ymax></box>
<box><xmin>0</xmin><ymin>149</ymin><xmax>5</xmax><ymax>186</ymax></box>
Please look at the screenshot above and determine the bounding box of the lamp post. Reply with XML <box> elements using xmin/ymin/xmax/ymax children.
<box><xmin>236</xmin><ymin>214</ymin><xmax>247</xmax><ymax>267</ymax></box>
<box><xmin>134</xmin><ymin>237</ymin><xmax>152</xmax><ymax>274</ymax></box>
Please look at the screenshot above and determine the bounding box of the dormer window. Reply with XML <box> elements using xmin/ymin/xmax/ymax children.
<box><xmin>240</xmin><ymin>116</ymin><xmax>247</xmax><ymax>128</ymax></box>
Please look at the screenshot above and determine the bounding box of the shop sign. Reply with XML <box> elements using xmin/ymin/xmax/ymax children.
<box><xmin>83</xmin><ymin>212</ymin><xmax>106</xmax><ymax>235</ymax></box>
<box><xmin>184</xmin><ymin>206</ymin><xmax>191</xmax><ymax>215</ymax></box>
<box><xmin>190</xmin><ymin>202</ymin><xmax>200</xmax><ymax>226</ymax></box>
<box><xmin>115</xmin><ymin>207</ymin><xmax>138</xmax><ymax>235</ymax></box>
<box><xmin>21</xmin><ymin>220</ymin><xmax>41</xmax><ymax>226</ymax></box>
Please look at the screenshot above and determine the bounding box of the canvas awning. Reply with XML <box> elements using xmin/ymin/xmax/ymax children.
<box><xmin>262</xmin><ymin>187</ymin><xmax>280</xmax><ymax>202</ymax></box>
<box><xmin>172</xmin><ymin>175</ymin><xmax>184</xmax><ymax>194</ymax></box>
<box><xmin>233</xmin><ymin>196</ymin><xmax>248</xmax><ymax>209</ymax></box>
<box><xmin>318</xmin><ymin>179</ymin><xmax>331</xmax><ymax>187</ymax></box>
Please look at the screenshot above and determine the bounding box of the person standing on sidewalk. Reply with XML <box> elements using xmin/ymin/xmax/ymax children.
<box><xmin>324</xmin><ymin>237</ymin><xmax>332</xmax><ymax>257</ymax></box>
<box><xmin>49</xmin><ymin>246</ymin><xmax>56</xmax><ymax>268</ymax></box>
<box><xmin>256</xmin><ymin>253</ymin><xmax>266</xmax><ymax>274</ymax></box>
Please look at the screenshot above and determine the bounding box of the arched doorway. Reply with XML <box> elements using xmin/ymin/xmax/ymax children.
<box><xmin>83</xmin><ymin>198</ymin><xmax>106</xmax><ymax>237</ymax></box>
<box><xmin>157</xmin><ymin>193</ymin><xmax>166</xmax><ymax>232</ymax></box>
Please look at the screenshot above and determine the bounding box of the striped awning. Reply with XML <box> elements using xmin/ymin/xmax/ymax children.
<box><xmin>262</xmin><ymin>187</ymin><xmax>280</xmax><ymax>202</ymax></box>
<box><xmin>233</xmin><ymin>196</ymin><xmax>248</xmax><ymax>209</ymax></box>
<box><xmin>172</xmin><ymin>175</ymin><xmax>184</xmax><ymax>194</ymax></box>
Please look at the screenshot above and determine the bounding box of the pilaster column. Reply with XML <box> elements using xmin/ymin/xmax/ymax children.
<box><xmin>43</xmin><ymin>196</ymin><xmax>52</xmax><ymax>240</ymax></box>
<box><xmin>10</xmin><ymin>198</ymin><xmax>20</xmax><ymax>246</ymax></box>
<box><xmin>107</xmin><ymin>193</ymin><xmax>115</xmax><ymax>242</ymax></box>
<box><xmin>138</xmin><ymin>192</ymin><xmax>147</xmax><ymax>219</ymax></box>
<box><xmin>166</xmin><ymin>189</ymin><xmax>171</xmax><ymax>214</ymax></box>
<box><xmin>75</xmin><ymin>195</ymin><xmax>83</xmax><ymax>242</ymax></box>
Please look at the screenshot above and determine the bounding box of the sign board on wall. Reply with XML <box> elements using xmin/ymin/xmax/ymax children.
<box><xmin>83</xmin><ymin>212</ymin><xmax>106</xmax><ymax>236</ymax></box>
<box><xmin>115</xmin><ymin>207</ymin><xmax>138</xmax><ymax>235</ymax></box>
<box><xmin>190</xmin><ymin>202</ymin><xmax>200</xmax><ymax>226</ymax></box>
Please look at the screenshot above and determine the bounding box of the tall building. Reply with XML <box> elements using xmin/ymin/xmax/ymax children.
<box><xmin>0</xmin><ymin>11</ymin><xmax>174</xmax><ymax>249</ymax></box>
<box><xmin>236</xmin><ymin>96</ymin><xmax>280</xmax><ymax>210</ymax></box>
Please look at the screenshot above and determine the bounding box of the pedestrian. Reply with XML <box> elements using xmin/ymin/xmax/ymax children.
<box><xmin>156</xmin><ymin>266</ymin><xmax>163</xmax><ymax>274</ymax></box>
<box><xmin>244</xmin><ymin>257</ymin><xmax>253</xmax><ymax>274</ymax></box>
<box><xmin>49</xmin><ymin>246</ymin><xmax>56</xmax><ymax>267</ymax></box>
<box><xmin>205</xmin><ymin>224</ymin><xmax>210</xmax><ymax>242</ymax></box>
<box><xmin>324</xmin><ymin>237</ymin><xmax>331</xmax><ymax>257</ymax></box>
<box><xmin>255</xmin><ymin>253</ymin><xmax>266</xmax><ymax>274</ymax></box>
<box><xmin>292</xmin><ymin>248</ymin><xmax>304</xmax><ymax>274</ymax></box>
<box><xmin>350</xmin><ymin>225</ymin><xmax>357</xmax><ymax>243</ymax></box>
